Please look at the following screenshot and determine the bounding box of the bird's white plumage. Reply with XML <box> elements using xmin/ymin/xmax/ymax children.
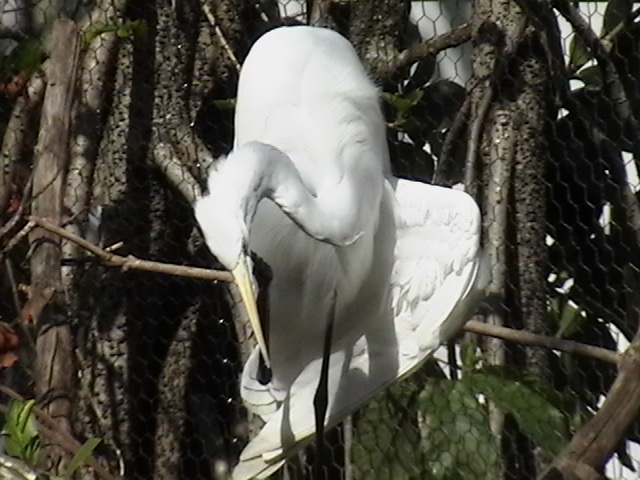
<box><xmin>194</xmin><ymin>25</ymin><xmax>485</xmax><ymax>480</ymax></box>
<box><xmin>232</xmin><ymin>178</ymin><xmax>483</xmax><ymax>480</ymax></box>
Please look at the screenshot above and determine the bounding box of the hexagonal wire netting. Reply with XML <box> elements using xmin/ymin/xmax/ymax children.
<box><xmin>0</xmin><ymin>0</ymin><xmax>638</xmax><ymax>479</ymax></box>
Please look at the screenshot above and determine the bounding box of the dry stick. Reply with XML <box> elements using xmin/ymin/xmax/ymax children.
<box><xmin>4</xmin><ymin>257</ymin><xmax>20</xmax><ymax>314</ymax></box>
<box><xmin>202</xmin><ymin>3</ymin><xmax>240</xmax><ymax>72</ymax></box>
<box><xmin>464</xmin><ymin>320</ymin><xmax>620</xmax><ymax>365</ymax></box>
<box><xmin>434</xmin><ymin>94</ymin><xmax>471</xmax><ymax>185</ymax></box>
<box><xmin>392</xmin><ymin>21</ymin><xmax>473</xmax><ymax>75</ymax></box>
<box><xmin>0</xmin><ymin>386</ymin><xmax>119</xmax><ymax>480</ymax></box>
<box><xmin>29</xmin><ymin>216</ymin><xmax>233</xmax><ymax>282</ymax></box>
<box><xmin>28</xmin><ymin>214</ymin><xmax>623</xmax><ymax>367</ymax></box>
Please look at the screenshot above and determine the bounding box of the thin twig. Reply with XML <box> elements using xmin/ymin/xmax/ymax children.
<box><xmin>0</xmin><ymin>386</ymin><xmax>119</xmax><ymax>480</ymax></box>
<box><xmin>434</xmin><ymin>94</ymin><xmax>471</xmax><ymax>185</ymax></box>
<box><xmin>202</xmin><ymin>3</ymin><xmax>241</xmax><ymax>72</ymax></box>
<box><xmin>28</xmin><ymin>216</ymin><xmax>233</xmax><ymax>283</ymax></box>
<box><xmin>464</xmin><ymin>320</ymin><xmax>620</xmax><ymax>365</ymax></box>
<box><xmin>4</xmin><ymin>258</ymin><xmax>20</xmax><ymax>314</ymax></box>
<box><xmin>3</xmin><ymin>220</ymin><xmax>34</xmax><ymax>253</ymax></box>
<box><xmin>0</xmin><ymin>173</ymin><xmax>34</xmax><ymax>243</ymax></box>
<box><xmin>391</xmin><ymin>21</ymin><xmax>473</xmax><ymax>75</ymax></box>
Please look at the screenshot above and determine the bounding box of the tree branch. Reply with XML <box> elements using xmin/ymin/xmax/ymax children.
<box><xmin>539</xmin><ymin>324</ymin><xmax>640</xmax><ymax>479</ymax></box>
<box><xmin>391</xmin><ymin>21</ymin><xmax>472</xmax><ymax>75</ymax></box>
<box><xmin>28</xmin><ymin>216</ymin><xmax>232</xmax><ymax>282</ymax></box>
<box><xmin>23</xmin><ymin>215</ymin><xmax>623</xmax><ymax>369</ymax></box>
<box><xmin>464</xmin><ymin>320</ymin><xmax>620</xmax><ymax>365</ymax></box>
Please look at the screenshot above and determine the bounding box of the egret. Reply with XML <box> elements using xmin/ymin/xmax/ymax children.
<box><xmin>195</xmin><ymin>25</ymin><xmax>485</xmax><ymax>480</ymax></box>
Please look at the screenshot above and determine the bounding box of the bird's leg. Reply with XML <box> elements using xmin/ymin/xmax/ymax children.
<box><xmin>252</xmin><ymin>253</ymin><xmax>273</xmax><ymax>384</ymax></box>
<box><xmin>313</xmin><ymin>291</ymin><xmax>337</xmax><ymax>480</ymax></box>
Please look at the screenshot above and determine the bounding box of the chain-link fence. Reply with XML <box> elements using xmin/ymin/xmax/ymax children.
<box><xmin>0</xmin><ymin>1</ymin><xmax>638</xmax><ymax>479</ymax></box>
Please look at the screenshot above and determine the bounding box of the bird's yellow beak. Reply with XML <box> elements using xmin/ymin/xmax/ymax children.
<box><xmin>232</xmin><ymin>256</ymin><xmax>271</xmax><ymax>369</ymax></box>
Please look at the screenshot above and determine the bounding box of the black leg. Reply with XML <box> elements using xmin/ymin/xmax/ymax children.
<box><xmin>313</xmin><ymin>291</ymin><xmax>337</xmax><ymax>480</ymax></box>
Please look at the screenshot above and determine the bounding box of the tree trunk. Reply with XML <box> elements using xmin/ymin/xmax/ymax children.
<box><xmin>29</xmin><ymin>18</ymin><xmax>80</xmax><ymax>475</ymax></box>
<box><xmin>471</xmin><ymin>0</ymin><xmax>551</xmax><ymax>477</ymax></box>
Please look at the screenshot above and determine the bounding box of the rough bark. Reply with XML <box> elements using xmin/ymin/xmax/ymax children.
<box><xmin>471</xmin><ymin>0</ymin><xmax>551</xmax><ymax>477</ymax></box>
<box><xmin>348</xmin><ymin>0</ymin><xmax>410</xmax><ymax>82</ymax></box>
<box><xmin>28</xmin><ymin>18</ymin><xmax>79</xmax><ymax>475</ymax></box>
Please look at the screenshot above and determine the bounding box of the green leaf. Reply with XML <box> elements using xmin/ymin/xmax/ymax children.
<box><xmin>84</xmin><ymin>19</ymin><xmax>148</xmax><ymax>44</ymax></box>
<box><xmin>464</xmin><ymin>371</ymin><xmax>570</xmax><ymax>455</ymax></box>
<box><xmin>460</xmin><ymin>336</ymin><xmax>478</xmax><ymax>373</ymax></box>
<box><xmin>212</xmin><ymin>98</ymin><xmax>237</xmax><ymax>110</ymax></box>
<box><xmin>555</xmin><ymin>298</ymin><xmax>587</xmax><ymax>338</ymax></box>
<box><xmin>0</xmin><ymin>38</ymin><xmax>45</xmax><ymax>82</ymax></box>
<box><xmin>1</xmin><ymin>399</ymin><xmax>40</xmax><ymax>466</ymax></box>
<box><xmin>64</xmin><ymin>438</ymin><xmax>101</xmax><ymax>479</ymax></box>
<box><xmin>381</xmin><ymin>90</ymin><xmax>424</xmax><ymax>124</ymax></box>
<box><xmin>576</xmin><ymin>65</ymin><xmax>603</xmax><ymax>92</ymax></box>
<box><xmin>418</xmin><ymin>379</ymin><xmax>502</xmax><ymax>479</ymax></box>
<box><xmin>569</xmin><ymin>34</ymin><xmax>591</xmax><ymax>71</ymax></box>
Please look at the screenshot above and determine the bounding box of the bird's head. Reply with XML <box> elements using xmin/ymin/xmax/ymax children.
<box><xmin>194</xmin><ymin>191</ymin><xmax>247</xmax><ymax>272</ymax></box>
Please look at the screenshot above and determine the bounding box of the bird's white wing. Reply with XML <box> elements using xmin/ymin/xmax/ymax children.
<box><xmin>232</xmin><ymin>178</ymin><xmax>485</xmax><ymax>480</ymax></box>
<box><xmin>390</xmin><ymin>178</ymin><xmax>485</xmax><ymax>362</ymax></box>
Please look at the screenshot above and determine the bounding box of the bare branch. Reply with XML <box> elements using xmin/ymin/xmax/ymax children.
<box><xmin>464</xmin><ymin>320</ymin><xmax>620</xmax><ymax>365</ymax></box>
<box><xmin>464</xmin><ymin>85</ymin><xmax>492</xmax><ymax>196</ymax></box>
<box><xmin>434</xmin><ymin>94</ymin><xmax>470</xmax><ymax>185</ymax></box>
<box><xmin>539</xmin><ymin>325</ymin><xmax>640</xmax><ymax>479</ymax></box>
<box><xmin>202</xmin><ymin>3</ymin><xmax>240</xmax><ymax>72</ymax></box>
<box><xmin>152</xmin><ymin>140</ymin><xmax>202</xmax><ymax>205</ymax></box>
<box><xmin>390</xmin><ymin>21</ymin><xmax>472</xmax><ymax>75</ymax></box>
<box><xmin>29</xmin><ymin>216</ymin><xmax>232</xmax><ymax>282</ymax></box>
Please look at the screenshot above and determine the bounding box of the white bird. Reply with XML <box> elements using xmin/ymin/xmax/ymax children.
<box><xmin>195</xmin><ymin>25</ymin><xmax>485</xmax><ymax>480</ymax></box>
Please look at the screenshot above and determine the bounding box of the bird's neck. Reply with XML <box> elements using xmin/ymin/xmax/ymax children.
<box><xmin>220</xmin><ymin>141</ymin><xmax>364</xmax><ymax>246</ymax></box>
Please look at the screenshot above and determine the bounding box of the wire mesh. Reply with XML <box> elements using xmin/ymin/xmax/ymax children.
<box><xmin>0</xmin><ymin>1</ymin><xmax>637</xmax><ymax>479</ymax></box>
